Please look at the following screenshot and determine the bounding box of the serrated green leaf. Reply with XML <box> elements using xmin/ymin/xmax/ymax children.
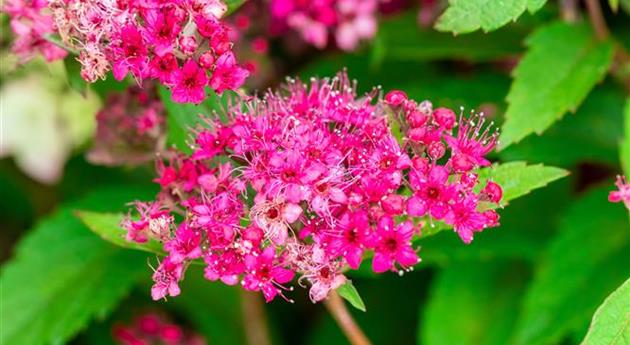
<box><xmin>421</xmin><ymin>261</ymin><xmax>529</xmax><ymax>345</ymax></box>
<box><xmin>76</xmin><ymin>211</ymin><xmax>165</xmax><ymax>255</ymax></box>
<box><xmin>337</xmin><ymin>281</ymin><xmax>366</xmax><ymax>312</ymax></box>
<box><xmin>499</xmin><ymin>21</ymin><xmax>615</xmax><ymax>150</ymax></box>
<box><xmin>500</xmin><ymin>85</ymin><xmax>626</xmax><ymax>167</ymax></box>
<box><xmin>580</xmin><ymin>278</ymin><xmax>630</xmax><ymax>345</ymax></box>
<box><xmin>0</xmin><ymin>187</ymin><xmax>152</xmax><ymax>345</ymax></box>
<box><xmin>477</xmin><ymin>161</ymin><xmax>569</xmax><ymax>203</ymax></box>
<box><xmin>622</xmin><ymin>98</ymin><xmax>630</xmax><ymax>176</ymax></box>
<box><xmin>510</xmin><ymin>186</ymin><xmax>630</xmax><ymax>345</ymax></box>
<box><xmin>435</xmin><ymin>0</ymin><xmax>546</xmax><ymax>34</ymax></box>
<box><xmin>420</xmin><ymin>161</ymin><xmax>568</xmax><ymax>238</ymax></box>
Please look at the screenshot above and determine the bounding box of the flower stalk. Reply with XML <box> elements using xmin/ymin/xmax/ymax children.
<box><xmin>324</xmin><ymin>292</ymin><xmax>372</xmax><ymax>345</ymax></box>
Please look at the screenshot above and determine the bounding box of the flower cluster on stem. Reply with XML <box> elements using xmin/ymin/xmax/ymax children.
<box><xmin>123</xmin><ymin>71</ymin><xmax>503</xmax><ymax>303</ymax></box>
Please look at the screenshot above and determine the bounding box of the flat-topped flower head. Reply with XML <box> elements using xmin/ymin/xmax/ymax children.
<box><xmin>123</xmin><ymin>72</ymin><xmax>505</xmax><ymax>304</ymax></box>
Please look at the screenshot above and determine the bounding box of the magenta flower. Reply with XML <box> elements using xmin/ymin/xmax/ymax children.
<box><xmin>122</xmin><ymin>72</ymin><xmax>503</xmax><ymax>303</ymax></box>
<box><xmin>242</xmin><ymin>247</ymin><xmax>295</xmax><ymax>302</ymax></box>
<box><xmin>371</xmin><ymin>217</ymin><xmax>419</xmax><ymax>273</ymax></box>
<box><xmin>171</xmin><ymin>60</ymin><xmax>209</xmax><ymax>104</ymax></box>
<box><xmin>609</xmin><ymin>175</ymin><xmax>630</xmax><ymax>211</ymax></box>
<box><xmin>209</xmin><ymin>52</ymin><xmax>250</xmax><ymax>94</ymax></box>
<box><xmin>164</xmin><ymin>224</ymin><xmax>203</xmax><ymax>264</ymax></box>
<box><xmin>151</xmin><ymin>258</ymin><xmax>184</xmax><ymax>301</ymax></box>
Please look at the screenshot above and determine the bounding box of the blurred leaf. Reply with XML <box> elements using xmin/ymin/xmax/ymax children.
<box><xmin>421</xmin><ymin>261</ymin><xmax>529</xmax><ymax>345</ymax></box>
<box><xmin>477</xmin><ymin>161</ymin><xmax>569</xmax><ymax>203</ymax></box>
<box><xmin>0</xmin><ymin>187</ymin><xmax>153</xmax><ymax>345</ymax></box>
<box><xmin>499</xmin><ymin>21</ymin><xmax>615</xmax><ymax>150</ymax></box>
<box><xmin>500</xmin><ymin>85</ymin><xmax>625</xmax><ymax>167</ymax></box>
<box><xmin>376</xmin><ymin>12</ymin><xmax>525</xmax><ymax>63</ymax></box>
<box><xmin>63</xmin><ymin>58</ymin><xmax>87</xmax><ymax>96</ymax></box>
<box><xmin>435</xmin><ymin>0</ymin><xmax>546</xmax><ymax>34</ymax></box>
<box><xmin>76</xmin><ymin>211</ymin><xmax>164</xmax><ymax>255</ymax></box>
<box><xmin>225</xmin><ymin>0</ymin><xmax>246</xmax><ymax>15</ymax></box>
<box><xmin>168</xmin><ymin>266</ymin><xmax>248</xmax><ymax>345</ymax></box>
<box><xmin>609</xmin><ymin>0</ymin><xmax>620</xmax><ymax>12</ymax></box>
<box><xmin>510</xmin><ymin>186</ymin><xmax>630</xmax><ymax>345</ymax></box>
<box><xmin>337</xmin><ymin>281</ymin><xmax>367</xmax><ymax>312</ymax></box>
<box><xmin>622</xmin><ymin>98</ymin><xmax>630</xmax><ymax>176</ymax></box>
<box><xmin>580</xmin><ymin>278</ymin><xmax>630</xmax><ymax>345</ymax></box>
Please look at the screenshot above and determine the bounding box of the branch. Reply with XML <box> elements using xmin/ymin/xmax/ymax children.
<box><xmin>240</xmin><ymin>291</ymin><xmax>272</xmax><ymax>345</ymax></box>
<box><xmin>324</xmin><ymin>291</ymin><xmax>372</xmax><ymax>345</ymax></box>
<box><xmin>585</xmin><ymin>0</ymin><xmax>610</xmax><ymax>41</ymax></box>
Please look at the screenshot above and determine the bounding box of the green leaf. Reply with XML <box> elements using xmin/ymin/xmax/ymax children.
<box><xmin>76</xmin><ymin>211</ymin><xmax>165</xmax><ymax>255</ymax></box>
<box><xmin>435</xmin><ymin>0</ymin><xmax>546</xmax><ymax>34</ymax></box>
<box><xmin>580</xmin><ymin>278</ymin><xmax>630</xmax><ymax>345</ymax></box>
<box><xmin>158</xmin><ymin>86</ymin><xmax>233</xmax><ymax>154</ymax></box>
<box><xmin>499</xmin><ymin>21</ymin><xmax>615</xmax><ymax>150</ymax></box>
<box><xmin>63</xmin><ymin>57</ymin><xmax>88</xmax><ymax>96</ymax></box>
<box><xmin>337</xmin><ymin>281</ymin><xmax>367</xmax><ymax>312</ymax></box>
<box><xmin>0</xmin><ymin>188</ymin><xmax>152</xmax><ymax>345</ymax></box>
<box><xmin>376</xmin><ymin>12</ymin><xmax>526</xmax><ymax>63</ymax></box>
<box><xmin>500</xmin><ymin>85</ymin><xmax>626</xmax><ymax>167</ymax></box>
<box><xmin>510</xmin><ymin>186</ymin><xmax>630</xmax><ymax>345</ymax></box>
<box><xmin>421</xmin><ymin>261</ymin><xmax>529</xmax><ymax>345</ymax></box>
<box><xmin>622</xmin><ymin>98</ymin><xmax>630</xmax><ymax>176</ymax></box>
<box><xmin>420</xmin><ymin>161</ymin><xmax>568</xmax><ymax>238</ymax></box>
<box><xmin>224</xmin><ymin>0</ymin><xmax>246</xmax><ymax>15</ymax></box>
<box><xmin>610</xmin><ymin>0</ymin><xmax>620</xmax><ymax>12</ymax></box>
<box><xmin>477</xmin><ymin>161</ymin><xmax>569</xmax><ymax>203</ymax></box>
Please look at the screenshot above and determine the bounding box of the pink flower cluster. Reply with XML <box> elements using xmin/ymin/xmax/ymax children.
<box><xmin>113</xmin><ymin>312</ymin><xmax>205</xmax><ymax>345</ymax></box>
<box><xmin>45</xmin><ymin>0</ymin><xmax>248</xmax><ymax>103</ymax></box>
<box><xmin>270</xmin><ymin>0</ymin><xmax>378</xmax><ymax>51</ymax></box>
<box><xmin>88</xmin><ymin>84</ymin><xmax>166</xmax><ymax>166</ymax></box>
<box><xmin>2</xmin><ymin>0</ymin><xmax>68</xmax><ymax>62</ymax></box>
<box><xmin>123</xmin><ymin>72</ymin><xmax>503</xmax><ymax>303</ymax></box>
<box><xmin>609</xmin><ymin>175</ymin><xmax>630</xmax><ymax>212</ymax></box>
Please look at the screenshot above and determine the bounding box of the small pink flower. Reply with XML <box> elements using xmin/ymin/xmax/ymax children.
<box><xmin>209</xmin><ymin>52</ymin><xmax>249</xmax><ymax>94</ymax></box>
<box><xmin>371</xmin><ymin>217</ymin><xmax>419</xmax><ymax>273</ymax></box>
<box><xmin>609</xmin><ymin>175</ymin><xmax>630</xmax><ymax>211</ymax></box>
<box><xmin>242</xmin><ymin>247</ymin><xmax>295</xmax><ymax>302</ymax></box>
<box><xmin>164</xmin><ymin>224</ymin><xmax>203</xmax><ymax>264</ymax></box>
<box><xmin>151</xmin><ymin>258</ymin><xmax>184</xmax><ymax>300</ymax></box>
<box><xmin>171</xmin><ymin>59</ymin><xmax>208</xmax><ymax>104</ymax></box>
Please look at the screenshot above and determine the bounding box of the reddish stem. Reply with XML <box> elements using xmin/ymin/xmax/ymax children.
<box><xmin>324</xmin><ymin>292</ymin><xmax>372</xmax><ymax>345</ymax></box>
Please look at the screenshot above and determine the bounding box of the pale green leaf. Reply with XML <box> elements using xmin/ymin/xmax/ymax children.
<box><xmin>499</xmin><ymin>21</ymin><xmax>615</xmax><ymax>150</ymax></box>
<box><xmin>622</xmin><ymin>98</ymin><xmax>630</xmax><ymax>176</ymax></box>
<box><xmin>76</xmin><ymin>211</ymin><xmax>164</xmax><ymax>255</ymax></box>
<box><xmin>0</xmin><ymin>187</ymin><xmax>152</xmax><ymax>345</ymax></box>
<box><xmin>500</xmin><ymin>85</ymin><xmax>626</xmax><ymax>167</ymax></box>
<box><xmin>224</xmin><ymin>0</ymin><xmax>246</xmax><ymax>15</ymax></box>
<box><xmin>580</xmin><ymin>278</ymin><xmax>630</xmax><ymax>345</ymax></box>
<box><xmin>435</xmin><ymin>0</ymin><xmax>547</xmax><ymax>34</ymax></box>
<box><xmin>421</xmin><ymin>261</ymin><xmax>529</xmax><ymax>345</ymax></box>
<box><xmin>510</xmin><ymin>187</ymin><xmax>630</xmax><ymax>345</ymax></box>
<box><xmin>337</xmin><ymin>281</ymin><xmax>367</xmax><ymax>312</ymax></box>
<box><xmin>477</xmin><ymin>161</ymin><xmax>569</xmax><ymax>203</ymax></box>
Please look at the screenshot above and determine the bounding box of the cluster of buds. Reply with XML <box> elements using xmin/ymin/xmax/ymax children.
<box><xmin>113</xmin><ymin>312</ymin><xmax>205</xmax><ymax>345</ymax></box>
<box><xmin>123</xmin><ymin>71</ymin><xmax>503</xmax><ymax>303</ymax></box>
<box><xmin>88</xmin><ymin>84</ymin><xmax>166</xmax><ymax>166</ymax></box>
<box><xmin>38</xmin><ymin>0</ymin><xmax>248</xmax><ymax>103</ymax></box>
<box><xmin>270</xmin><ymin>0</ymin><xmax>378</xmax><ymax>51</ymax></box>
